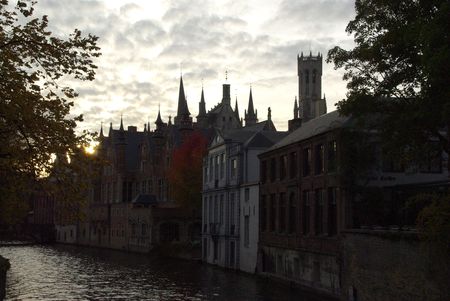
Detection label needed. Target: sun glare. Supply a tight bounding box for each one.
[85,141,99,155]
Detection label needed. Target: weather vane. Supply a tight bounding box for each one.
[225,70,228,81]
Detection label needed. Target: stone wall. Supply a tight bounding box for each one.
[341,230,449,301]
[0,255,10,301]
[259,246,340,298]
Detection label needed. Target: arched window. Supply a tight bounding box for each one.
[312,69,317,84]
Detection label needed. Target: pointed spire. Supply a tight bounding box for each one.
[100,122,104,138]
[247,87,255,115]
[119,114,124,131]
[234,96,240,121]
[268,107,271,120]
[168,115,172,126]
[109,122,113,135]
[198,87,206,117]
[244,86,258,127]
[177,75,190,117]
[144,123,147,132]
[156,104,163,125]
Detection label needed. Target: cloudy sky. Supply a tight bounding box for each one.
[34,0,356,132]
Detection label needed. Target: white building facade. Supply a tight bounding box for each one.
[201,127,286,273]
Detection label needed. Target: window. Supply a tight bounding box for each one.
[279,193,286,233]
[245,188,249,202]
[328,187,337,236]
[214,195,218,223]
[289,152,297,178]
[148,179,152,193]
[280,155,287,180]
[209,196,213,224]
[420,143,442,173]
[231,159,237,178]
[244,216,250,248]
[270,158,277,181]
[288,193,297,234]
[303,148,311,176]
[214,156,219,179]
[302,191,310,235]
[230,193,235,235]
[270,194,276,231]
[315,189,324,235]
[261,195,267,232]
[315,144,324,174]
[261,160,267,183]
[209,157,214,181]
[219,194,224,224]
[203,197,208,226]
[220,154,225,179]
[328,140,337,172]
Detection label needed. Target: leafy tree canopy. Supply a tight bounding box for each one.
[0,0,101,223]
[327,0,450,169]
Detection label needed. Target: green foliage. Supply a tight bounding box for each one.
[327,0,450,168]
[414,193,450,251]
[0,0,101,224]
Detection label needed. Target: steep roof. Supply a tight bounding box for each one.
[265,110,351,152]
[243,120,276,132]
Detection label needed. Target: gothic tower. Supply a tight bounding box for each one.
[298,52,327,122]
[244,87,258,126]
[174,75,193,128]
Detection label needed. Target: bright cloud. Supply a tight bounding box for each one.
[35,0,356,133]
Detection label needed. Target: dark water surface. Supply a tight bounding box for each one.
[1,244,330,300]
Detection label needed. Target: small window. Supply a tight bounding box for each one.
[315,144,324,175]
[280,155,287,180]
[328,141,337,172]
[303,148,311,176]
[270,158,277,181]
[289,152,297,178]
[231,159,237,178]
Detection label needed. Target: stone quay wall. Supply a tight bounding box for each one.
[0,255,10,301]
[341,229,449,301]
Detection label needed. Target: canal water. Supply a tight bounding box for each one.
[0,245,330,300]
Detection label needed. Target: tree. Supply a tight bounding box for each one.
[327,1,450,285]
[327,0,450,171]
[168,131,208,213]
[0,0,101,224]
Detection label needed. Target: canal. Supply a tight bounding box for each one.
[0,244,331,300]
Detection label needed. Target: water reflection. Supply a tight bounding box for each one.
[1,245,330,300]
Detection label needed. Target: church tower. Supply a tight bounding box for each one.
[298,52,327,122]
[174,75,193,128]
[244,87,258,126]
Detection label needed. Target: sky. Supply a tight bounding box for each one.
[34,0,356,132]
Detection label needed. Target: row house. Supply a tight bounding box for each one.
[257,110,448,298]
[202,92,286,272]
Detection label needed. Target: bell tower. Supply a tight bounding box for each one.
[298,52,326,122]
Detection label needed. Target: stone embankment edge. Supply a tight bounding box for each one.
[0,255,10,301]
